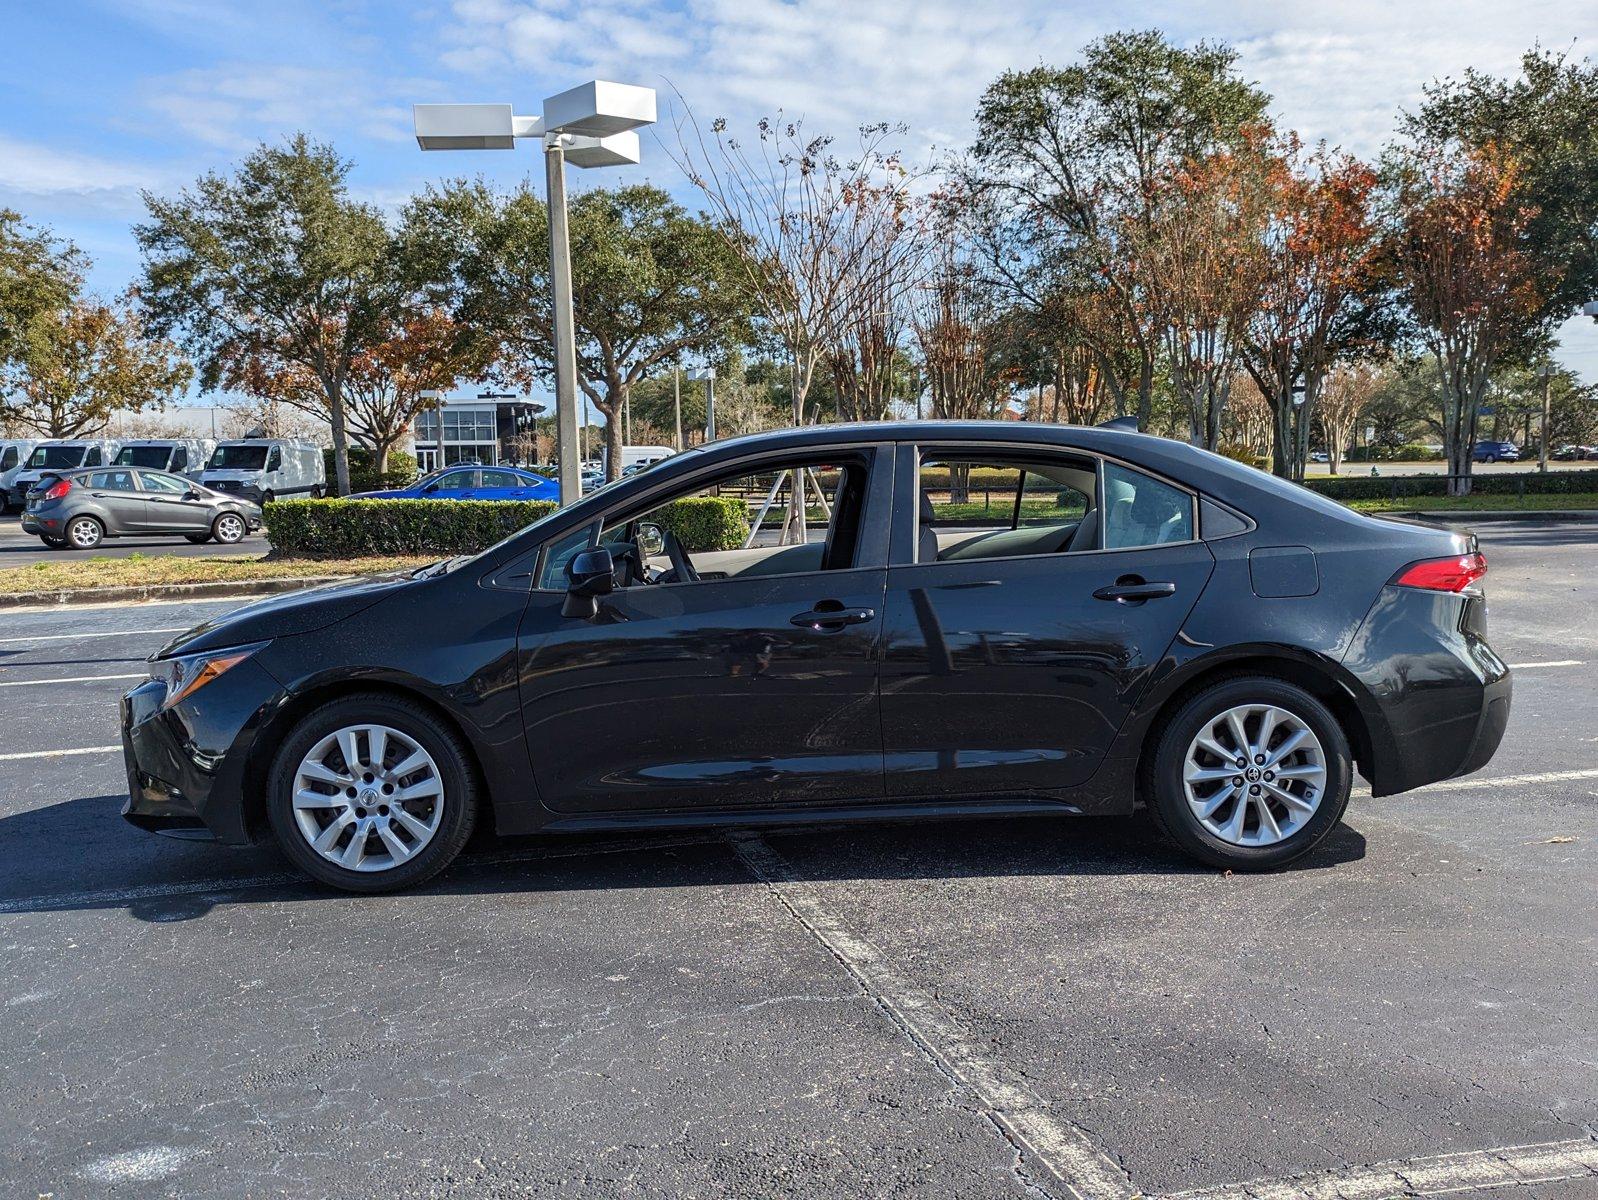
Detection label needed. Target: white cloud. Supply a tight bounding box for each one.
[0,135,170,217]
[136,63,416,151]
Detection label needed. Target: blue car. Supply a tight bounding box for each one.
[352,466,559,502]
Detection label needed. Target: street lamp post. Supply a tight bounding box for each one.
[688,367,716,442]
[414,82,657,505]
[1538,364,1557,473]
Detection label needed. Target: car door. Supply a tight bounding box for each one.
[83,469,150,533]
[477,469,527,501]
[426,469,478,499]
[878,446,1215,799]
[514,446,893,815]
[139,470,213,533]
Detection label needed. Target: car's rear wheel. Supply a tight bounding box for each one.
[267,694,478,893]
[212,512,247,544]
[66,515,104,549]
[1146,677,1351,871]
[40,535,67,549]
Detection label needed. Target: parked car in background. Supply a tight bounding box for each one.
[1309,451,1329,463]
[22,467,261,549]
[198,439,325,504]
[1551,445,1593,462]
[0,439,39,512]
[8,439,120,510]
[114,438,215,478]
[350,465,559,502]
[121,420,1509,893]
[1471,440,1520,463]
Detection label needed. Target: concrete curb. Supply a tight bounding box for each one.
[1386,509,1598,524]
[0,574,344,611]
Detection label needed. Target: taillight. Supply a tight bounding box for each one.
[42,479,71,501]
[1392,552,1487,593]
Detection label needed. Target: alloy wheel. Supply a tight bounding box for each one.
[68,518,102,548]
[215,514,245,543]
[290,724,445,873]
[1181,703,1327,847]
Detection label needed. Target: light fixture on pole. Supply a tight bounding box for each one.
[414,81,657,505]
[687,367,716,442]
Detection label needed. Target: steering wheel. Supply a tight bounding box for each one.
[662,528,699,583]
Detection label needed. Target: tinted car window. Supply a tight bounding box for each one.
[1102,462,1193,549]
[140,471,189,494]
[433,470,477,490]
[29,445,85,469]
[210,445,269,470]
[116,445,172,468]
[88,470,139,491]
[0,447,15,471]
[480,470,521,488]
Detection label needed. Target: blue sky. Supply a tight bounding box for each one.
[3,0,1595,389]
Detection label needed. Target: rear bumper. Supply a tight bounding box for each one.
[120,658,284,846]
[1343,587,1512,796]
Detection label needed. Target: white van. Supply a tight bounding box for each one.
[606,444,676,476]
[114,438,216,479]
[9,439,120,509]
[0,439,39,512]
[198,439,326,504]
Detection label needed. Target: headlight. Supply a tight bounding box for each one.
[148,642,266,709]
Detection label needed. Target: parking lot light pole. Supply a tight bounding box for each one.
[688,367,716,442]
[414,83,657,505]
[1538,364,1556,472]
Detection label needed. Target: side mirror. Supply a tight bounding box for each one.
[184,489,201,501]
[561,546,615,619]
[636,522,665,558]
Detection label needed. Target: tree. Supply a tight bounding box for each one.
[1406,48,1598,322]
[135,136,396,496]
[968,30,1271,428]
[1318,362,1383,474]
[1241,137,1384,480]
[674,114,921,432]
[0,210,84,377]
[413,182,751,482]
[1386,142,1553,493]
[3,298,191,437]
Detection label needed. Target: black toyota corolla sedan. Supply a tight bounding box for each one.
[121,422,1510,892]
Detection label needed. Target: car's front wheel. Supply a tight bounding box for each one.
[1146,677,1351,871]
[212,512,247,544]
[267,694,479,893]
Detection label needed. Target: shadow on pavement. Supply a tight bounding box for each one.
[1,792,1367,923]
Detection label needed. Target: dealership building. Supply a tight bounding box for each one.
[411,394,545,472]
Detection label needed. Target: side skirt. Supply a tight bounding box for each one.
[534,797,1084,836]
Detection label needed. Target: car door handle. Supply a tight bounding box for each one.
[1093,579,1176,603]
[790,606,876,629]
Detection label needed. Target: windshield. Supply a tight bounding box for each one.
[115,446,172,468]
[27,445,86,469]
[209,445,268,470]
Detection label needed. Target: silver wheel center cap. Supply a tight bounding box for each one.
[360,789,379,805]
[1245,767,1261,782]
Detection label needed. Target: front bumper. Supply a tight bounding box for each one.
[120,657,285,845]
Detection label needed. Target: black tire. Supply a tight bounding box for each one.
[261,490,275,506]
[211,512,247,544]
[185,532,212,544]
[267,693,479,893]
[309,486,324,500]
[65,515,104,549]
[1145,676,1352,871]
[40,535,67,549]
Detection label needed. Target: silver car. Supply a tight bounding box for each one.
[21,467,262,550]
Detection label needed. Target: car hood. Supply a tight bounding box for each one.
[156,568,424,659]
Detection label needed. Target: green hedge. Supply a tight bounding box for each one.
[265,494,750,558]
[1306,468,1598,502]
[648,496,750,552]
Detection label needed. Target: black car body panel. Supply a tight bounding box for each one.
[120,422,1511,847]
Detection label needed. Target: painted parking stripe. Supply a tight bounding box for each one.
[0,673,144,688]
[1422,767,1598,792]
[1166,1135,1598,1199]
[731,831,1136,1200]
[0,745,121,762]
[0,627,187,645]
[1506,659,1584,669]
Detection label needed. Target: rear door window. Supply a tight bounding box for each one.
[88,470,139,491]
[1101,462,1194,549]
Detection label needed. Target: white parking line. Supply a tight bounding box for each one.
[0,745,121,762]
[0,673,144,688]
[1423,767,1598,792]
[0,627,187,645]
[1507,659,1584,669]
[731,831,1137,1200]
[1166,1136,1598,1199]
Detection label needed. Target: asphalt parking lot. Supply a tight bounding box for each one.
[1,518,1595,1199]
